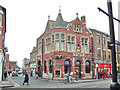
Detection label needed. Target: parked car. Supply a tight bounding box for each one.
[12,72,18,76]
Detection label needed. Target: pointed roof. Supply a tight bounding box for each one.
[53,7,67,28]
[54,12,65,27]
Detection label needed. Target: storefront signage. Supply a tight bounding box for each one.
[98,64,111,68]
[85,61,90,65]
[75,61,80,65]
[64,61,70,65]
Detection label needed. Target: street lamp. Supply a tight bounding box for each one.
[98,0,120,89]
[107,0,120,89]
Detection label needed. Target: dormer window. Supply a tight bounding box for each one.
[74,25,82,33]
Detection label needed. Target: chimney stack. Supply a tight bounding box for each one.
[81,16,86,26]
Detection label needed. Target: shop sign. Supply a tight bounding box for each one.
[30,63,36,68]
[75,61,80,65]
[64,61,70,65]
[99,64,111,68]
[85,61,90,65]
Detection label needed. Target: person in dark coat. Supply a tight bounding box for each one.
[4,71,7,80]
[23,72,29,85]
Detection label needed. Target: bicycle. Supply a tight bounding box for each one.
[63,76,74,84]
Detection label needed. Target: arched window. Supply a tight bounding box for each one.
[85,61,90,73]
[64,60,71,74]
[44,61,47,73]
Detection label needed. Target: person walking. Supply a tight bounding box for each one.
[4,71,7,80]
[35,71,38,79]
[23,71,29,85]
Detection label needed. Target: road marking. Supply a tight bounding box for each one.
[9,76,20,87]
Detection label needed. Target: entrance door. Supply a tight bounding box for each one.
[75,61,81,78]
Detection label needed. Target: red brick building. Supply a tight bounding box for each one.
[0,5,6,81]
[4,54,10,71]
[36,10,94,79]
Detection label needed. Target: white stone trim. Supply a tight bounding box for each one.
[0,10,3,14]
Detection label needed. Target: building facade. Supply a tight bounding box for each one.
[0,5,6,81]
[4,54,10,71]
[29,47,37,76]
[90,29,112,78]
[36,10,94,79]
[22,58,30,70]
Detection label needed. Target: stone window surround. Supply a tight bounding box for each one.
[81,36,89,54]
[67,34,76,52]
[38,40,42,55]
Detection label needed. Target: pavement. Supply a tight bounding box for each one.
[0,76,14,88]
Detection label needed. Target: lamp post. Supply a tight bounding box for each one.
[107,0,120,89]
[98,0,120,89]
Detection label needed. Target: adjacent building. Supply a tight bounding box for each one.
[30,47,37,76]
[22,58,30,71]
[90,29,112,78]
[0,5,6,81]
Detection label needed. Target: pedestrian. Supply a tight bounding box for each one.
[35,71,38,79]
[4,71,7,80]
[107,71,109,78]
[23,71,29,85]
[99,70,103,79]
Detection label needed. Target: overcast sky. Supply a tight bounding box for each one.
[0,0,120,68]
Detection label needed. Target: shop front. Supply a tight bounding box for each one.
[98,63,112,78]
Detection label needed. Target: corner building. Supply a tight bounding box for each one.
[37,10,94,79]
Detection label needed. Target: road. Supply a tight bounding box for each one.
[10,75,113,88]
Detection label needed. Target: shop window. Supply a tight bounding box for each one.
[44,61,47,73]
[85,61,90,73]
[55,70,60,77]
